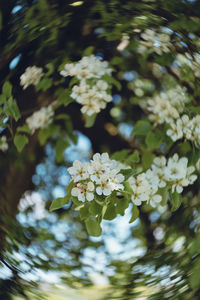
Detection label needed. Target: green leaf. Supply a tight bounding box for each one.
[85,217,102,236]
[55,139,70,163]
[6,98,21,121]
[129,205,139,223]
[170,191,182,212]
[89,201,102,216]
[38,125,59,146]
[2,81,12,97]
[17,124,31,134]
[142,152,155,169]
[103,203,116,220]
[79,205,90,220]
[45,63,54,76]
[133,120,152,136]
[84,113,97,128]
[49,196,70,212]
[35,78,52,91]
[50,181,74,212]
[111,149,131,161]
[14,135,28,152]
[120,168,135,180]
[125,150,140,165]
[159,186,169,206]
[83,46,95,56]
[145,132,162,150]
[115,197,129,216]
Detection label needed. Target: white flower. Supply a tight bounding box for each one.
[148,192,162,208]
[26,105,54,134]
[67,161,90,182]
[71,181,94,202]
[20,66,44,89]
[138,29,171,55]
[96,175,112,196]
[0,136,8,152]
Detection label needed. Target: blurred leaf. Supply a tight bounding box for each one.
[133,120,152,136]
[129,205,139,223]
[84,113,97,128]
[85,217,102,236]
[2,81,12,97]
[14,135,28,152]
[55,139,70,163]
[171,191,182,212]
[145,132,162,150]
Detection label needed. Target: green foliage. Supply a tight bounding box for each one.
[14,134,28,152]
[55,139,70,162]
[84,113,97,128]
[49,181,74,212]
[170,191,182,212]
[85,217,102,237]
[132,120,152,136]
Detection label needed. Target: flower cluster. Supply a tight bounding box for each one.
[20,66,44,89]
[129,154,197,207]
[67,153,125,202]
[138,29,171,55]
[26,104,54,134]
[167,114,200,147]
[71,80,112,116]
[0,136,8,152]
[60,55,113,116]
[147,86,190,124]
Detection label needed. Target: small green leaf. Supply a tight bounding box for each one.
[111,149,131,161]
[120,168,135,180]
[14,135,28,152]
[83,46,95,56]
[84,113,97,128]
[50,181,74,212]
[129,205,139,223]
[103,203,116,220]
[17,124,31,134]
[133,120,152,136]
[2,81,12,97]
[85,217,102,236]
[145,132,162,150]
[79,205,90,220]
[49,196,70,212]
[38,125,59,145]
[89,201,102,216]
[142,152,155,169]
[115,197,129,216]
[170,191,182,212]
[55,139,70,163]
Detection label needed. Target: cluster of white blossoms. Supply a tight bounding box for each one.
[20,66,44,89]
[0,136,8,152]
[167,114,200,147]
[26,104,54,134]
[60,55,113,116]
[67,153,125,202]
[129,154,197,207]
[147,86,190,125]
[138,29,171,55]
[176,53,200,78]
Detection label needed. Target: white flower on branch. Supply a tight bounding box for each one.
[20,66,44,89]
[26,104,54,134]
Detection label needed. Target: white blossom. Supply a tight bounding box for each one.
[0,136,8,152]
[138,29,171,55]
[26,104,54,134]
[71,182,94,202]
[20,66,44,89]
[67,152,125,202]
